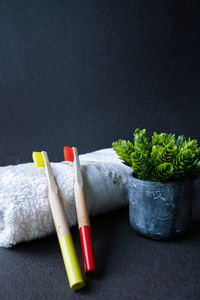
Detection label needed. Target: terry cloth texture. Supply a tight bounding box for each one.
[0,148,132,247]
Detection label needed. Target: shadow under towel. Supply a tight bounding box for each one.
[0,148,131,247]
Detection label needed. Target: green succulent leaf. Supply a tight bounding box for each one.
[151,145,162,165]
[131,151,152,180]
[112,139,134,167]
[163,133,176,146]
[192,159,200,178]
[159,141,178,164]
[112,129,200,182]
[173,147,197,179]
[152,132,165,146]
[152,163,173,182]
[176,135,186,147]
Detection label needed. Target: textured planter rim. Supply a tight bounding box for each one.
[128,173,194,240]
[130,173,192,186]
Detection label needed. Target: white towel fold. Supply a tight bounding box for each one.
[0,148,132,247]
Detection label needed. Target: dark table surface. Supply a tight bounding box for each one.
[0,207,200,300]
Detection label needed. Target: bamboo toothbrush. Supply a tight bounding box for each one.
[64,146,96,275]
[32,151,84,290]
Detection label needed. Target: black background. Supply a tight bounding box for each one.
[0,1,200,299]
[0,0,200,165]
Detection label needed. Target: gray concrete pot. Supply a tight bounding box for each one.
[127,175,194,240]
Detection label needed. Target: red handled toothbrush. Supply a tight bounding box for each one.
[64,146,96,275]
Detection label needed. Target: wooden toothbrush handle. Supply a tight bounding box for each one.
[74,183,96,274]
[41,151,84,288]
[74,183,90,228]
[48,190,84,289]
[48,190,71,238]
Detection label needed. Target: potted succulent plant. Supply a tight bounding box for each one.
[113,129,200,240]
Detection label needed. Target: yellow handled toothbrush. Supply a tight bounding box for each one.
[32,151,84,290]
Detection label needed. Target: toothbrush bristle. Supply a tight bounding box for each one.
[32,152,45,167]
[64,146,74,162]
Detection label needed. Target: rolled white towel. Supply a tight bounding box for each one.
[0,148,132,247]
